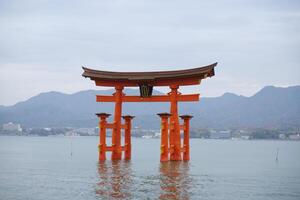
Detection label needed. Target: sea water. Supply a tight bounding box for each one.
[0,136,299,200]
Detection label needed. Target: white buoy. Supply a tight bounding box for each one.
[70,136,73,156]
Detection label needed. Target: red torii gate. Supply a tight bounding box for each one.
[82,63,217,162]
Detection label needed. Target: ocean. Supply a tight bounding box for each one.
[0,136,299,200]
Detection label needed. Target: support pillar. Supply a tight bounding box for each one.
[169,85,182,161]
[157,113,171,162]
[180,115,193,161]
[111,85,124,160]
[122,115,135,160]
[96,113,111,161]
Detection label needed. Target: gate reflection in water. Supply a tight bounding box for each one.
[95,161,193,199]
[159,162,192,200]
[96,161,132,199]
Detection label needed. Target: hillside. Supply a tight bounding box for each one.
[0,86,299,129]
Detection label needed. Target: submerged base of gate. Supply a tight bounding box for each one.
[158,113,193,162]
[96,112,192,162]
[96,113,134,161]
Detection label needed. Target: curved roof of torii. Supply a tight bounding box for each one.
[82,62,217,86]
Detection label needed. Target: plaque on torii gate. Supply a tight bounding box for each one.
[82,62,217,162]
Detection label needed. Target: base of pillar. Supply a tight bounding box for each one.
[170,158,182,161]
[160,157,169,162]
[170,152,182,161]
[111,154,122,160]
[183,157,190,161]
[124,153,131,160]
[183,154,190,161]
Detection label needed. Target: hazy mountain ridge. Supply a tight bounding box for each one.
[0,86,299,129]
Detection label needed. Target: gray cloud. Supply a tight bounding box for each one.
[0,0,299,105]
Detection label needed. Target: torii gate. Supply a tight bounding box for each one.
[82,63,217,162]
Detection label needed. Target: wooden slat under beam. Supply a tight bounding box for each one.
[96,94,199,102]
[95,77,201,87]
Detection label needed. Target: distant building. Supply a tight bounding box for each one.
[289,134,300,140]
[240,135,250,140]
[279,134,286,140]
[2,122,22,132]
[154,132,161,138]
[73,128,96,136]
[65,131,80,137]
[210,130,231,139]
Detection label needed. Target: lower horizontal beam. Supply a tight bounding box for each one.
[105,146,114,151]
[104,123,126,129]
[105,146,126,152]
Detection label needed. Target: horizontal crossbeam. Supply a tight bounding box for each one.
[104,146,126,152]
[106,123,126,129]
[96,94,199,102]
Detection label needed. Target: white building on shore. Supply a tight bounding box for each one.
[289,134,300,140]
[2,122,22,132]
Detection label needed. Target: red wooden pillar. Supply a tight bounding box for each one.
[157,113,171,162]
[180,115,193,161]
[112,85,124,160]
[169,85,182,161]
[96,113,111,161]
[122,115,134,160]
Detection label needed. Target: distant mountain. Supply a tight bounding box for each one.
[189,86,300,129]
[0,86,299,129]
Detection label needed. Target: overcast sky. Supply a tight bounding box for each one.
[0,0,299,106]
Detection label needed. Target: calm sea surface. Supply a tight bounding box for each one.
[0,136,299,200]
